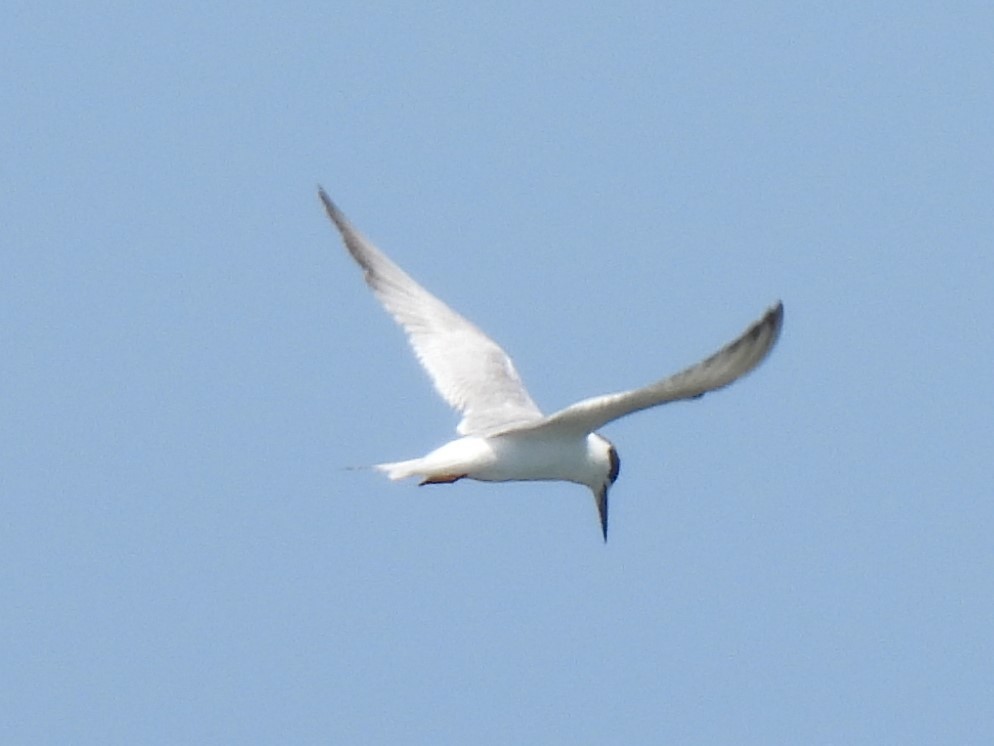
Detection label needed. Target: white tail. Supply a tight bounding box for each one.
[374,458,425,481]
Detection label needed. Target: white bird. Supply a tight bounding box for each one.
[320,189,783,541]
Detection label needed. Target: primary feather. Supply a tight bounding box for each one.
[319,189,543,435]
[505,302,784,438]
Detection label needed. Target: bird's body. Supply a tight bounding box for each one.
[378,431,615,489]
[319,188,782,540]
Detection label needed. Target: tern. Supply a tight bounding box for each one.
[320,189,783,541]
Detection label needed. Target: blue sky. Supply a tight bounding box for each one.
[3,3,993,743]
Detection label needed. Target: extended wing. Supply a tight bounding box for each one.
[320,190,544,435]
[507,302,783,438]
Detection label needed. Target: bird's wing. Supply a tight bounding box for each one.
[320,189,543,435]
[506,302,783,438]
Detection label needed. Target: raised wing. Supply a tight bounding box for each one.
[320,189,543,435]
[509,302,783,438]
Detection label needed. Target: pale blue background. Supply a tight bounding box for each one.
[3,3,993,744]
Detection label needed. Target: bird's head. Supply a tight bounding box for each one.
[587,434,621,542]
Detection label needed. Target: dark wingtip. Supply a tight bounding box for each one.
[317,186,336,215]
[767,300,785,348]
[770,300,785,329]
[739,301,784,354]
[317,188,353,239]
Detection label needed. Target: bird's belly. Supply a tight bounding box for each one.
[470,435,590,484]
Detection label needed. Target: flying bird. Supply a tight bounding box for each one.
[320,189,783,541]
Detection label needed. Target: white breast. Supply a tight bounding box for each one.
[469,433,604,486]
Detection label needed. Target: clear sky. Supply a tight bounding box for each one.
[3,3,993,744]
